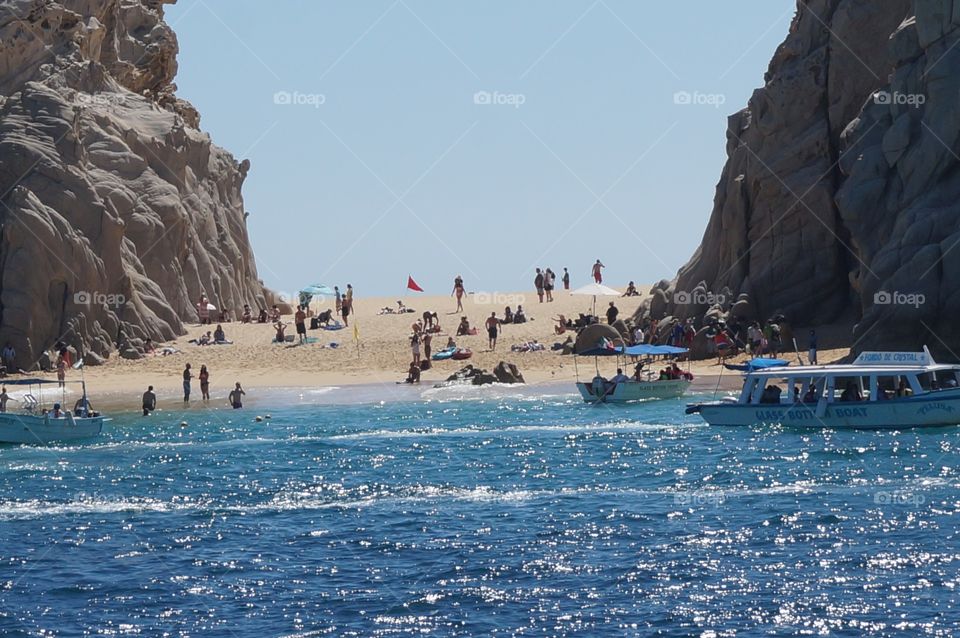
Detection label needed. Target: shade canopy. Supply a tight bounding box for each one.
[570,283,621,297]
[300,284,336,296]
[723,358,791,372]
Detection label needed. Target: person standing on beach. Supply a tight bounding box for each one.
[452,275,465,312]
[534,268,544,303]
[229,383,245,409]
[182,364,192,402]
[0,386,8,413]
[142,386,156,416]
[334,286,342,314]
[592,260,605,284]
[295,305,307,344]
[486,312,500,350]
[56,355,66,388]
[410,331,421,365]
[544,268,555,302]
[808,329,818,365]
[606,301,619,325]
[199,365,210,401]
[423,332,432,361]
[562,268,570,290]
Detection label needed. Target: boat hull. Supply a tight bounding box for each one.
[0,413,105,444]
[692,392,960,429]
[577,379,690,403]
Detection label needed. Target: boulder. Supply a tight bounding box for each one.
[0,1,268,365]
[493,362,526,384]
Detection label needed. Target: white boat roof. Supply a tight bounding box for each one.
[745,362,960,377]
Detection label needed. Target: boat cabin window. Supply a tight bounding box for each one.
[830,376,865,402]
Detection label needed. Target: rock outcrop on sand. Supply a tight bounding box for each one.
[647,0,960,355]
[443,362,526,386]
[0,0,266,369]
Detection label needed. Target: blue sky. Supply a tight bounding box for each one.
[167,1,794,297]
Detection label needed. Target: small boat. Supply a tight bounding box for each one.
[686,348,960,429]
[574,324,692,404]
[0,378,108,444]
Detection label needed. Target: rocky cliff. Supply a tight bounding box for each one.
[0,0,266,368]
[647,0,960,356]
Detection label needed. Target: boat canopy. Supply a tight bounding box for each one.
[578,344,689,357]
[723,358,791,372]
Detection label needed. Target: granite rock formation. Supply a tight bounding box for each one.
[644,0,960,356]
[0,0,267,369]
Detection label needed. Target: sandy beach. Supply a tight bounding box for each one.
[10,287,852,410]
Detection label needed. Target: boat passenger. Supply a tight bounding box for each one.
[760,385,782,404]
[74,396,91,417]
[840,381,862,402]
[611,368,630,385]
[896,379,911,398]
[802,384,818,403]
[51,403,63,418]
[843,381,863,400]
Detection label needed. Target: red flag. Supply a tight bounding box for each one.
[407,276,424,292]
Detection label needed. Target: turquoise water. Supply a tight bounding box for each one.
[1,384,959,636]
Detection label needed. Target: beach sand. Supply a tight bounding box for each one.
[24,288,852,409]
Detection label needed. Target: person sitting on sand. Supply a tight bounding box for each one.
[405,361,421,384]
[456,316,471,337]
[268,305,281,322]
[257,308,267,323]
[513,306,527,324]
[214,325,226,343]
[197,332,211,346]
[242,304,252,323]
[144,338,155,354]
[274,321,287,343]
[503,306,514,324]
[554,315,568,335]
[623,281,639,297]
[446,336,457,349]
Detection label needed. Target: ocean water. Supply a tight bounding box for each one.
[1,384,959,636]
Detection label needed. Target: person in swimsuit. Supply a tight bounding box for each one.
[544,268,555,302]
[295,306,307,344]
[592,259,605,283]
[142,386,156,416]
[410,332,421,365]
[562,267,570,290]
[229,382,245,409]
[199,365,210,400]
[485,312,500,351]
[452,276,465,312]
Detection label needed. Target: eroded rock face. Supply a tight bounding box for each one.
[0,0,266,368]
[649,0,926,351]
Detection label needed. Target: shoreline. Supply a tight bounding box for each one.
[40,373,745,417]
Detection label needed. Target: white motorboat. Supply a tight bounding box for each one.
[577,377,691,403]
[573,323,692,404]
[0,379,107,444]
[686,348,960,429]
